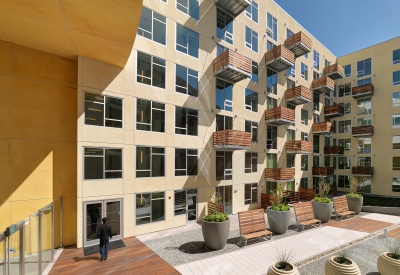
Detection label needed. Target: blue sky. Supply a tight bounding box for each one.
[273,0,400,57]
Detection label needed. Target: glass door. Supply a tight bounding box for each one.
[187,194,197,222]
[106,200,122,240]
[216,186,232,215]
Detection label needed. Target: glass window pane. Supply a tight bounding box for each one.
[85,156,103,179]
[153,14,166,45]
[151,198,165,222]
[137,52,152,84]
[105,97,122,120]
[138,7,152,36]
[187,114,198,136]
[85,101,104,126]
[152,108,165,132]
[105,149,122,171]
[136,147,151,171]
[152,154,165,177]
[187,155,198,175]
[153,64,165,88]
[188,74,198,97]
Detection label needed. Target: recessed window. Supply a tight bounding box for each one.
[339,175,350,188]
[300,178,308,188]
[301,109,308,125]
[339,102,351,114]
[325,156,330,167]
[267,97,277,109]
[313,50,320,70]
[136,99,165,132]
[176,0,199,20]
[301,155,308,171]
[287,154,295,168]
[245,153,258,173]
[313,114,320,124]
[84,148,122,180]
[136,147,165,177]
[267,69,277,95]
[357,156,371,167]
[287,28,294,38]
[287,63,295,78]
[287,129,295,141]
[175,64,199,96]
[250,60,258,82]
[287,78,295,89]
[136,192,165,225]
[394,157,400,170]
[357,98,372,115]
[216,114,233,131]
[245,89,258,112]
[244,183,258,205]
[313,93,320,111]
[339,139,351,151]
[338,157,351,169]
[267,126,277,149]
[267,153,277,168]
[313,156,319,167]
[137,52,166,88]
[313,135,319,153]
[393,113,400,128]
[245,121,258,142]
[338,120,351,133]
[245,1,258,23]
[245,26,258,52]
[394,70,400,86]
[393,135,400,149]
[176,24,199,58]
[216,151,232,180]
[393,92,400,107]
[301,132,308,141]
[357,58,371,77]
[84,93,123,128]
[304,53,308,59]
[324,59,330,68]
[394,49,400,64]
[301,63,308,80]
[325,137,330,147]
[392,178,400,192]
[358,117,372,126]
[266,13,277,41]
[175,149,198,176]
[175,106,198,135]
[357,137,371,154]
[357,78,371,86]
[216,43,228,57]
[216,79,233,111]
[217,8,233,44]
[344,64,351,77]
[267,41,276,51]
[138,7,166,45]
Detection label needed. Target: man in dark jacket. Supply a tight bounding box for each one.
[98,217,112,261]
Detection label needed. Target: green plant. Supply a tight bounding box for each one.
[334,249,352,265]
[386,238,400,260]
[274,249,295,271]
[203,212,228,222]
[312,178,332,203]
[270,183,290,211]
[313,196,332,203]
[346,192,362,198]
[346,176,365,198]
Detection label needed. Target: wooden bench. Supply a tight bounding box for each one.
[238,209,272,246]
[293,201,321,232]
[333,196,355,221]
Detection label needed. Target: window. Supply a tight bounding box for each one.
[286,63,295,78]
[137,52,166,88]
[217,9,233,44]
[267,97,277,109]
[392,178,400,192]
[393,92,400,107]
[286,181,295,192]
[287,103,296,110]
[301,155,308,171]
[344,64,351,77]
[175,107,198,135]
[176,24,199,58]
[393,135,400,149]
[244,183,258,205]
[301,109,308,125]
[175,149,198,176]
[267,126,277,149]
[216,43,228,57]
[174,190,186,216]
[245,121,258,142]
[394,49,400,64]
[216,115,233,131]
[138,7,166,45]
[393,157,400,170]
[267,41,276,51]
[338,157,351,169]
[136,192,165,225]
[287,129,295,141]
[325,156,330,167]
[357,156,371,167]
[266,182,277,194]
[84,148,122,180]
[287,28,294,38]
[338,83,352,97]
[245,0,258,23]
[338,120,351,133]
[393,113,400,127]
[136,99,165,132]
[313,135,319,153]
[339,102,351,114]
[266,13,277,41]
[287,154,295,168]
[250,61,258,82]
[358,117,371,126]
[301,63,308,80]
[245,89,258,112]
[357,58,371,77]
[245,153,258,173]
[313,93,319,111]
[313,71,320,80]
[300,178,308,188]
[357,138,371,154]
[394,70,400,86]
[287,78,295,89]
[267,69,277,94]
[245,26,258,52]
[267,153,277,168]
[216,79,233,111]
[136,147,165,177]
[333,138,337,146]
[339,139,351,151]
[324,59,330,68]
[357,98,372,115]
[333,157,337,170]
[301,132,308,141]
[357,78,371,86]
[304,53,308,59]
[313,50,320,70]
[84,93,123,128]
[339,175,350,188]
[216,151,232,180]
[176,0,199,20]
[175,64,199,96]
[325,137,330,146]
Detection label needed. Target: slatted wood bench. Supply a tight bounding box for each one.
[333,196,355,221]
[293,201,321,232]
[238,209,272,246]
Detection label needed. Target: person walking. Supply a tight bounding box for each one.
[97,217,112,261]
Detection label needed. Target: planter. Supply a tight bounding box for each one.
[377,252,400,275]
[267,262,300,275]
[346,197,363,215]
[201,218,230,250]
[325,256,361,275]
[267,207,291,234]
[312,201,333,223]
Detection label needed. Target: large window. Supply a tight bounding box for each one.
[301,63,308,80]
[313,135,319,153]
[267,97,277,109]
[136,147,165,177]
[136,99,165,132]
[357,156,371,167]
[357,138,371,154]
[267,153,277,168]
[176,0,199,20]
[216,151,232,180]
[301,109,308,125]
[339,102,351,114]
[357,98,372,115]
[267,126,277,149]
[216,115,233,131]
[393,92,400,107]
[245,153,257,173]
[250,60,258,82]
[357,58,371,77]
[338,157,351,169]
[287,129,295,141]
[313,50,320,70]
[339,176,350,188]
[357,78,371,86]
[175,64,199,96]
[393,157,400,170]
[176,24,199,58]
[344,64,351,77]
[175,107,198,135]
[216,79,233,111]
[392,178,400,192]
[267,69,277,94]
[245,26,258,52]
[338,83,351,97]
[137,52,166,88]
[216,9,233,44]
[393,135,400,149]
[287,63,295,78]
[245,89,258,112]
[394,49,400,64]
[393,113,400,127]
[394,70,400,86]
[358,117,372,126]
[136,192,165,225]
[287,154,295,168]
[245,121,258,142]
[138,7,166,45]
[266,13,277,41]
[339,139,351,151]
[245,0,258,23]
[244,183,258,205]
[175,149,198,176]
[339,120,351,133]
[84,148,122,180]
[301,155,308,171]
[84,93,123,128]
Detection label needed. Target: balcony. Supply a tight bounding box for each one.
[312,121,335,135]
[285,141,312,154]
[265,106,295,126]
[324,104,344,118]
[352,166,373,176]
[265,45,295,72]
[214,0,251,17]
[284,31,312,57]
[265,168,295,182]
[312,76,334,94]
[352,83,374,98]
[324,146,344,156]
[352,125,374,137]
[213,130,251,150]
[285,85,312,105]
[213,50,252,83]
[312,167,334,177]
[323,63,345,80]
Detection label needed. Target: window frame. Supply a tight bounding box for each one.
[244,89,258,112]
[357,58,372,78]
[301,62,308,80]
[245,26,258,52]
[357,97,372,115]
[136,191,165,225]
[84,147,123,180]
[216,79,233,112]
[339,101,351,114]
[357,137,371,154]
[175,106,199,136]
[216,151,233,180]
[301,155,308,171]
[393,92,400,107]
[392,178,400,192]
[266,13,277,41]
[175,148,198,176]
[249,60,258,82]
[393,70,400,86]
[245,152,258,173]
[301,109,308,125]
[244,183,258,205]
[338,157,351,170]
[175,64,199,97]
[176,23,199,58]
[394,49,400,65]
[344,64,351,77]
[338,120,351,133]
[216,8,233,44]
[393,135,400,149]
[136,146,166,178]
[245,120,258,143]
[267,69,278,95]
[176,0,199,20]
[138,6,167,45]
[393,157,400,171]
[136,51,166,88]
[313,50,320,70]
[136,98,165,132]
[245,0,258,23]
[267,125,277,149]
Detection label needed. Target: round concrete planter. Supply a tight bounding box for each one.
[267,262,300,275]
[311,201,333,223]
[267,207,291,234]
[201,218,230,250]
[346,196,363,215]
[325,256,361,275]
[377,252,400,275]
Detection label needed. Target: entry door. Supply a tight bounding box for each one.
[187,194,197,223]
[216,186,232,215]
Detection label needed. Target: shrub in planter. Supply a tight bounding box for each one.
[267,249,299,275]
[345,176,365,214]
[325,251,361,275]
[267,183,291,234]
[377,238,400,275]
[312,179,333,223]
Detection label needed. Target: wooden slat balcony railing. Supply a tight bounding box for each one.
[265,45,295,72]
[323,63,345,80]
[285,141,312,154]
[324,104,344,118]
[352,83,374,98]
[261,191,300,208]
[265,106,295,126]
[214,0,251,17]
[284,31,312,57]
[299,188,316,201]
[213,50,252,83]
[312,121,335,134]
[213,130,251,150]
[352,166,373,176]
[352,125,374,136]
[264,168,295,181]
[285,85,312,105]
[312,76,335,94]
[312,167,334,176]
[324,146,344,155]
